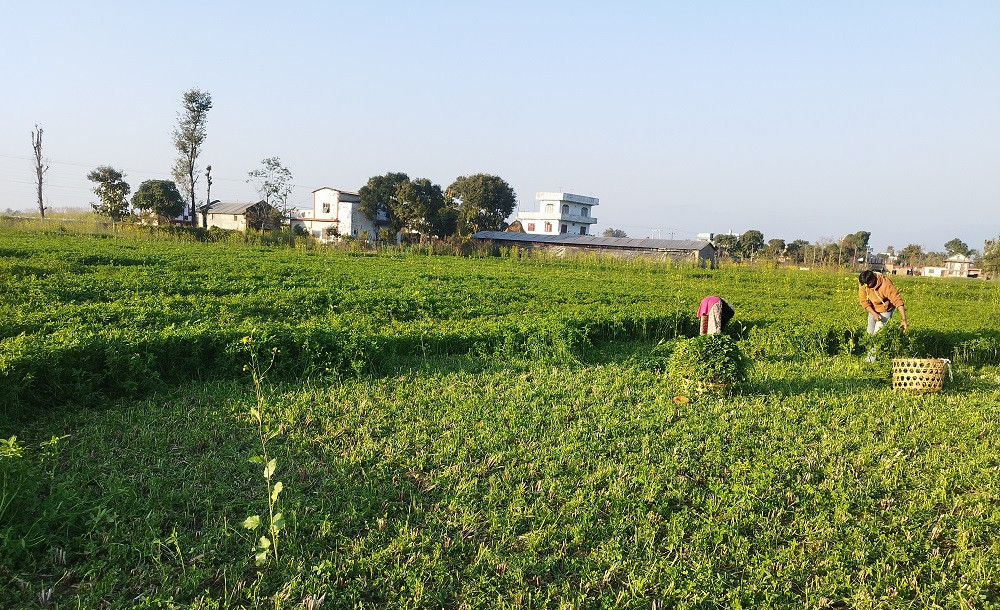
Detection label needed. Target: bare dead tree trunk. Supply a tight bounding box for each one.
[32,125,48,219]
[203,165,213,229]
[188,161,196,222]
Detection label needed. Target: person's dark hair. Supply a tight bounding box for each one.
[720,299,735,328]
[859,270,876,286]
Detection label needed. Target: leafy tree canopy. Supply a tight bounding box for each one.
[398,178,447,238]
[603,228,628,238]
[445,174,517,235]
[944,238,970,257]
[897,244,924,267]
[359,172,410,235]
[981,237,1000,277]
[713,234,738,256]
[737,230,765,258]
[172,88,212,220]
[247,157,294,214]
[923,251,946,267]
[131,180,185,219]
[87,165,131,223]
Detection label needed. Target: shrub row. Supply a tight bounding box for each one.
[5,308,998,422]
[741,321,1000,364]
[1,310,704,421]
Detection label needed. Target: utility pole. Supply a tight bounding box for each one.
[651,228,662,239]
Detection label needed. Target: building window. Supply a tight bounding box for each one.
[581,207,588,217]
[561,204,569,214]
[527,223,535,231]
[233,215,238,221]
[560,224,567,234]
[579,226,587,235]
[322,202,330,213]
[544,222,552,232]
[545,204,554,213]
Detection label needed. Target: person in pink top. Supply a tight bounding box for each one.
[697,296,734,335]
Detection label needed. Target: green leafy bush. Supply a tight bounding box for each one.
[859,324,908,360]
[668,334,748,393]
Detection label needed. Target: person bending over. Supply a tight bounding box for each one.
[697,296,734,335]
[858,270,908,334]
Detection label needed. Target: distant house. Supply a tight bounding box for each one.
[202,200,281,231]
[913,255,981,279]
[471,231,717,266]
[516,192,599,236]
[863,253,887,272]
[289,187,381,242]
[944,254,973,277]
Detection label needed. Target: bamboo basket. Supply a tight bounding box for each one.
[891,358,947,393]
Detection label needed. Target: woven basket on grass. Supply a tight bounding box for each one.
[891,358,947,393]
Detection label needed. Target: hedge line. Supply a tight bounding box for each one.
[5,310,998,422]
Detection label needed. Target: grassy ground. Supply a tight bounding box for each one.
[3,229,1000,608]
[4,350,999,608]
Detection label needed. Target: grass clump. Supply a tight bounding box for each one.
[668,334,748,393]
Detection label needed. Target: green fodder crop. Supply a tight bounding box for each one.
[3,227,1000,422]
[4,359,1000,608]
[668,333,749,393]
[5,226,1000,607]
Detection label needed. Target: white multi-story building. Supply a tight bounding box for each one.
[289,187,381,241]
[516,192,598,236]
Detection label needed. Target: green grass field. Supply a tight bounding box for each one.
[2,227,999,608]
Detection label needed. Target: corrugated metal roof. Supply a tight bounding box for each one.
[470,231,714,251]
[204,200,267,215]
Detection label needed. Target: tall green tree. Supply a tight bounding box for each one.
[603,228,628,238]
[87,166,131,227]
[923,251,946,266]
[839,234,859,265]
[897,243,924,267]
[944,238,971,257]
[823,242,841,265]
[850,230,871,263]
[981,237,1000,277]
[359,172,410,236]
[786,239,809,263]
[765,238,785,258]
[132,180,185,219]
[247,157,294,216]
[737,230,764,259]
[398,178,447,238]
[171,88,212,226]
[713,234,738,258]
[445,174,517,235]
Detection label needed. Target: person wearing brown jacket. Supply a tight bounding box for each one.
[858,270,908,334]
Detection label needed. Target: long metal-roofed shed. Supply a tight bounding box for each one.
[470,231,717,267]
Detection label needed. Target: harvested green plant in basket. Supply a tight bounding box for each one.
[668,334,748,394]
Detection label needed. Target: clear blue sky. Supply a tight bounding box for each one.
[2,1,997,252]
